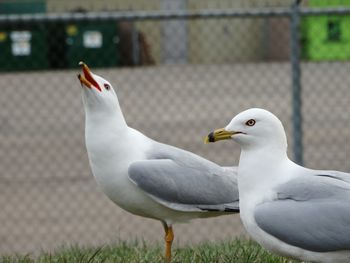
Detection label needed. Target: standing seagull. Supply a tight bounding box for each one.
[77,62,239,261]
[206,108,350,263]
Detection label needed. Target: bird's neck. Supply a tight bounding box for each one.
[240,144,288,162]
[238,146,290,199]
[84,106,131,181]
[84,102,129,154]
[85,102,127,132]
[86,113,127,134]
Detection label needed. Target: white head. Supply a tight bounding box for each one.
[77,62,119,115]
[205,108,288,151]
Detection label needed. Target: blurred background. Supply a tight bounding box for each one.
[0,0,350,255]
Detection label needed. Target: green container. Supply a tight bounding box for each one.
[0,24,48,71]
[302,0,350,61]
[0,0,46,14]
[65,21,119,68]
[0,0,48,71]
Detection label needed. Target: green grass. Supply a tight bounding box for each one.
[1,239,300,263]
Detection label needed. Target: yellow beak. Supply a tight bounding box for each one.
[77,61,101,91]
[204,128,236,144]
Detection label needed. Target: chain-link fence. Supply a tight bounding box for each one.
[1,0,350,255]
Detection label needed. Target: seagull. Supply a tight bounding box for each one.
[77,62,239,262]
[205,108,350,263]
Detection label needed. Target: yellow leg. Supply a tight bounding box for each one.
[163,224,174,262]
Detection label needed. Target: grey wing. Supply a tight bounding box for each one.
[128,158,239,213]
[255,173,350,252]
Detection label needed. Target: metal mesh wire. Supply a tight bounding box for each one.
[1,2,350,255]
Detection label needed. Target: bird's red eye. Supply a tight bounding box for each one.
[245,119,256,126]
[104,83,110,90]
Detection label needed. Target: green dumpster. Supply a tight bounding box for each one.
[0,0,45,14]
[65,21,120,68]
[0,24,49,71]
[0,0,48,71]
[302,0,350,61]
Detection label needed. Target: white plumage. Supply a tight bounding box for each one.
[207,108,350,263]
[78,62,239,261]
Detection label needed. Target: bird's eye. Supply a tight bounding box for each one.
[104,83,110,90]
[245,119,256,126]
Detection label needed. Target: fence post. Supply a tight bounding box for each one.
[290,0,303,165]
[132,22,140,65]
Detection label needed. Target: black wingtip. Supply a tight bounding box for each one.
[224,208,240,213]
[198,207,240,213]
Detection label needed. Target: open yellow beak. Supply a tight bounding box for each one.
[204,128,236,144]
[77,61,101,91]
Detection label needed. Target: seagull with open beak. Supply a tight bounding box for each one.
[78,62,240,262]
